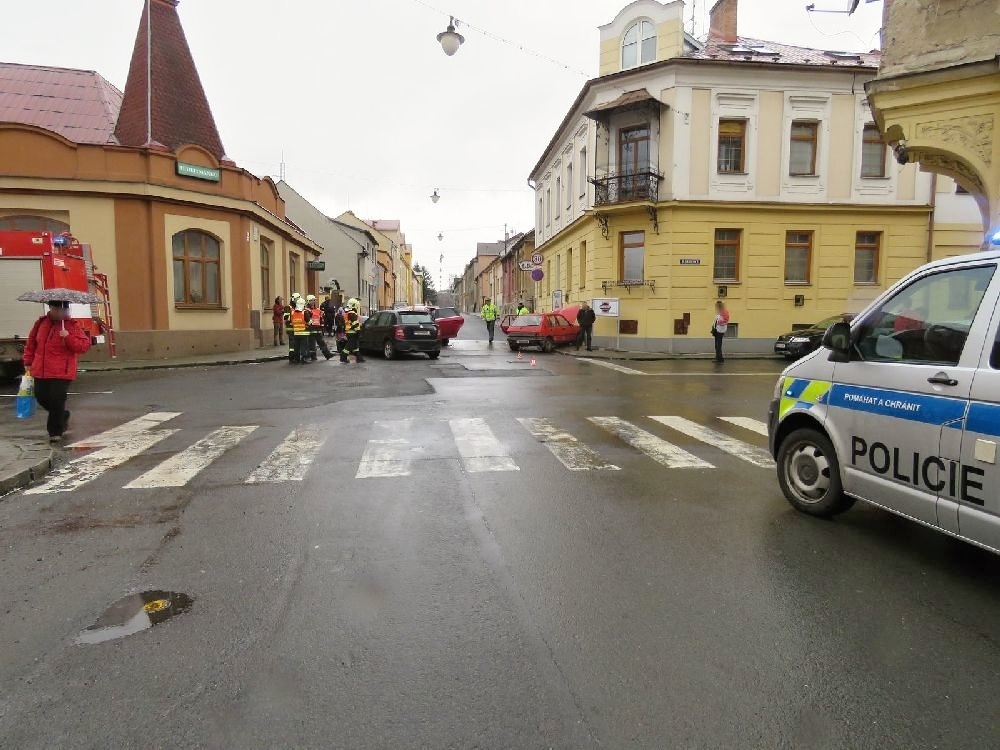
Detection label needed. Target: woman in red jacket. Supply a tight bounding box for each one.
[22,301,92,443]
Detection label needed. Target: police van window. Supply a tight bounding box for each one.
[991,322,1000,370]
[854,264,995,366]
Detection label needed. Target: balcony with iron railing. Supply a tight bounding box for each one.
[591,169,664,206]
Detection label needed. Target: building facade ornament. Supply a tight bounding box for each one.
[916,115,994,167]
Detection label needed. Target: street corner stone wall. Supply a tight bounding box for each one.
[85,328,256,362]
[880,0,1000,78]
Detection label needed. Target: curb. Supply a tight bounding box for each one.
[0,448,54,495]
[79,353,287,373]
[556,350,785,362]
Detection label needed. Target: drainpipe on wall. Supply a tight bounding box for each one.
[926,172,937,263]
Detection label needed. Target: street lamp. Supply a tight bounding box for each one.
[438,232,443,241]
[437,17,464,56]
[430,188,440,204]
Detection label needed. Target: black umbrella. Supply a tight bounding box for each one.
[17,288,100,304]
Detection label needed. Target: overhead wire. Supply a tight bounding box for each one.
[409,0,590,78]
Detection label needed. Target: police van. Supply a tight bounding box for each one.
[768,249,1000,553]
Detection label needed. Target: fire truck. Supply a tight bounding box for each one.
[0,230,115,379]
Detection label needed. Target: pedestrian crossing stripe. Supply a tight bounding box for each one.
[517,417,620,471]
[23,415,773,493]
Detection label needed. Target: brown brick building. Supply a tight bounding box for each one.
[0,0,322,360]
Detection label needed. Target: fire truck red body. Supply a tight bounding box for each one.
[0,230,115,378]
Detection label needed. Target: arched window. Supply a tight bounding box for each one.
[172,229,222,306]
[622,19,656,69]
[0,215,70,233]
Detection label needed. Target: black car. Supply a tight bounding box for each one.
[773,315,850,359]
[359,309,441,360]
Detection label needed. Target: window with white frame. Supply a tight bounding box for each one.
[566,163,573,210]
[546,188,551,226]
[555,178,561,218]
[861,123,887,178]
[621,19,656,69]
[789,121,819,176]
[579,147,588,196]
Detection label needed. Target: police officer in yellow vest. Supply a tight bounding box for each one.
[481,297,499,344]
[343,298,365,363]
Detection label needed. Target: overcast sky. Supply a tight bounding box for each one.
[3,0,882,284]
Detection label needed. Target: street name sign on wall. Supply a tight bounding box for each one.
[592,297,620,316]
[176,162,221,182]
[306,260,326,271]
[679,258,701,265]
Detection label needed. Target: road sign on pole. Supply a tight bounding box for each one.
[530,252,543,266]
[517,260,534,271]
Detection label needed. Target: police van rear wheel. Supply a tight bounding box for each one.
[777,428,853,517]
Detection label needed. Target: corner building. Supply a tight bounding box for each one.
[528,0,981,353]
[0,0,321,360]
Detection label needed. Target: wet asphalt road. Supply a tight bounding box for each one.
[2,320,1000,748]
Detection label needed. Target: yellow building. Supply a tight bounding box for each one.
[528,0,982,353]
[866,0,999,241]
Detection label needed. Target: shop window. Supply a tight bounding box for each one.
[784,231,812,284]
[713,229,741,282]
[0,215,70,233]
[622,19,656,69]
[854,231,880,284]
[620,231,645,282]
[789,121,819,176]
[172,229,221,306]
[717,120,747,174]
[860,123,887,178]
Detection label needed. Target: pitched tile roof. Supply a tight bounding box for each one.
[115,0,228,160]
[0,62,122,144]
[684,36,880,68]
[367,219,401,233]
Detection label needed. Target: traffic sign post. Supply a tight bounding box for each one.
[530,252,543,266]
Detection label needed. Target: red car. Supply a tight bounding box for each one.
[428,306,464,345]
[500,311,579,353]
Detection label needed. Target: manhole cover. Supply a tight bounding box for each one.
[75,590,193,645]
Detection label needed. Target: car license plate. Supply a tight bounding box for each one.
[413,330,431,336]
[774,342,786,349]
[516,339,530,345]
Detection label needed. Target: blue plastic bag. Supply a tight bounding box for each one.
[15,374,35,420]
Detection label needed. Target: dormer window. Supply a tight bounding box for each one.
[622,20,656,69]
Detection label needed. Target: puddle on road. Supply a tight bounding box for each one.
[75,590,193,645]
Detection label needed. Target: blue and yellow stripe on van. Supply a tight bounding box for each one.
[779,377,832,420]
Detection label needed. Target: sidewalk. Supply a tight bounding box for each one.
[1,346,288,496]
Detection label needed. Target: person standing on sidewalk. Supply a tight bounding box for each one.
[22,301,92,443]
[481,297,499,344]
[271,296,285,347]
[711,300,730,364]
[576,301,596,351]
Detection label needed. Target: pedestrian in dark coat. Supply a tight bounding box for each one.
[22,301,92,443]
[576,302,596,351]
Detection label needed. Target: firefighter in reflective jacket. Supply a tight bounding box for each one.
[344,298,364,363]
[305,294,333,360]
[334,304,349,363]
[283,292,301,363]
[290,298,312,364]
